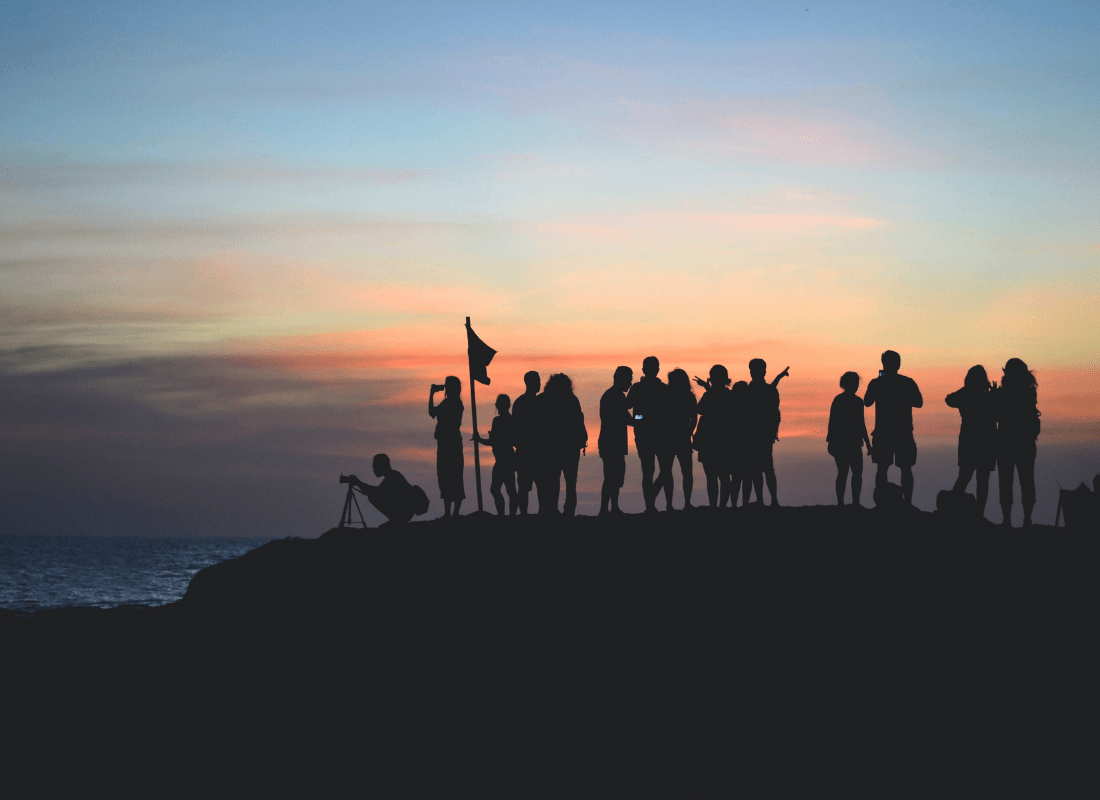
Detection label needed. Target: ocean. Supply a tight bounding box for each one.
[0,535,275,611]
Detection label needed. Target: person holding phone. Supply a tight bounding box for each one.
[626,356,673,513]
[864,351,923,505]
[429,376,465,517]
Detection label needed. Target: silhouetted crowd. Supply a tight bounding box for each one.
[347,351,1044,528]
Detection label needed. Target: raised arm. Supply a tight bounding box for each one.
[864,379,877,408]
[770,366,790,388]
[945,387,964,409]
[428,383,442,418]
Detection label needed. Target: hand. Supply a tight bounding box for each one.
[694,376,709,389]
[990,380,998,390]
[778,366,790,379]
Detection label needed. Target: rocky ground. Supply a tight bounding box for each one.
[2,505,1095,797]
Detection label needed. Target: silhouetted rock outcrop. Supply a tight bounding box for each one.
[4,508,1096,797]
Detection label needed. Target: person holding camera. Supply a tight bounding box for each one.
[429,376,465,517]
[343,454,417,524]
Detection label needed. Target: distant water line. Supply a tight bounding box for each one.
[0,536,274,611]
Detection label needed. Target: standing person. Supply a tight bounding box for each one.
[472,394,519,516]
[512,371,541,514]
[666,369,698,510]
[538,373,588,516]
[864,350,923,505]
[993,358,1040,527]
[429,376,465,517]
[598,366,634,515]
[626,356,673,513]
[827,372,873,507]
[693,365,733,508]
[746,360,788,506]
[730,380,753,506]
[945,365,997,517]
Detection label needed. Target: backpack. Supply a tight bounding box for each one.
[411,485,430,516]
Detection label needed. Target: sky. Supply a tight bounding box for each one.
[2,1,1097,533]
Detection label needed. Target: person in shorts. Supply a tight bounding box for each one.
[864,350,923,504]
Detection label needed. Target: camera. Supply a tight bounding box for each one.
[339,474,351,485]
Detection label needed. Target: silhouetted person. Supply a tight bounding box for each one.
[864,350,923,504]
[627,356,673,513]
[945,365,996,516]
[828,372,872,506]
[730,380,752,506]
[512,371,541,514]
[345,454,416,524]
[473,394,518,516]
[429,375,465,516]
[537,373,588,516]
[746,359,787,506]
[693,365,733,508]
[598,366,634,515]
[667,369,698,510]
[993,358,1040,527]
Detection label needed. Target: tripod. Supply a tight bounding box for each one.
[339,483,368,528]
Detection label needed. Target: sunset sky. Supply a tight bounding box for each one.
[3,1,1097,533]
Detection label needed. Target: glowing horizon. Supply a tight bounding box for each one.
[2,1,1097,532]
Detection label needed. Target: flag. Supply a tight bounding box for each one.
[466,321,497,385]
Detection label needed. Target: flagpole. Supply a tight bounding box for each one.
[466,316,485,513]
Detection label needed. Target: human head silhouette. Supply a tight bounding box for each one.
[709,364,730,387]
[613,366,633,391]
[964,365,989,391]
[444,375,461,399]
[495,393,511,413]
[748,358,767,381]
[667,368,691,395]
[1002,358,1037,389]
[524,371,541,393]
[642,356,659,378]
[546,373,573,395]
[881,350,901,374]
[371,453,392,477]
[840,371,860,393]
[731,380,749,400]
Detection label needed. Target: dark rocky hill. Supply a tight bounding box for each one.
[3,506,1095,797]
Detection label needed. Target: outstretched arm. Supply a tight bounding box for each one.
[770,366,790,387]
[472,432,491,446]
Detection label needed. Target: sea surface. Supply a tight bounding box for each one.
[0,536,275,611]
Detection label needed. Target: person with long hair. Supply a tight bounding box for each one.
[693,365,733,508]
[537,373,588,516]
[993,358,1040,527]
[945,365,996,516]
[429,375,465,517]
[666,369,698,510]
[827,372,872,506]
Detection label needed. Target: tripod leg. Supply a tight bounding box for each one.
[340,487,355,528]
[352,491,368,527]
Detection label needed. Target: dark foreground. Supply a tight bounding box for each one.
[3,506,1096,797]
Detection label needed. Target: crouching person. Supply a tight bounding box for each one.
[344,454,420,525]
